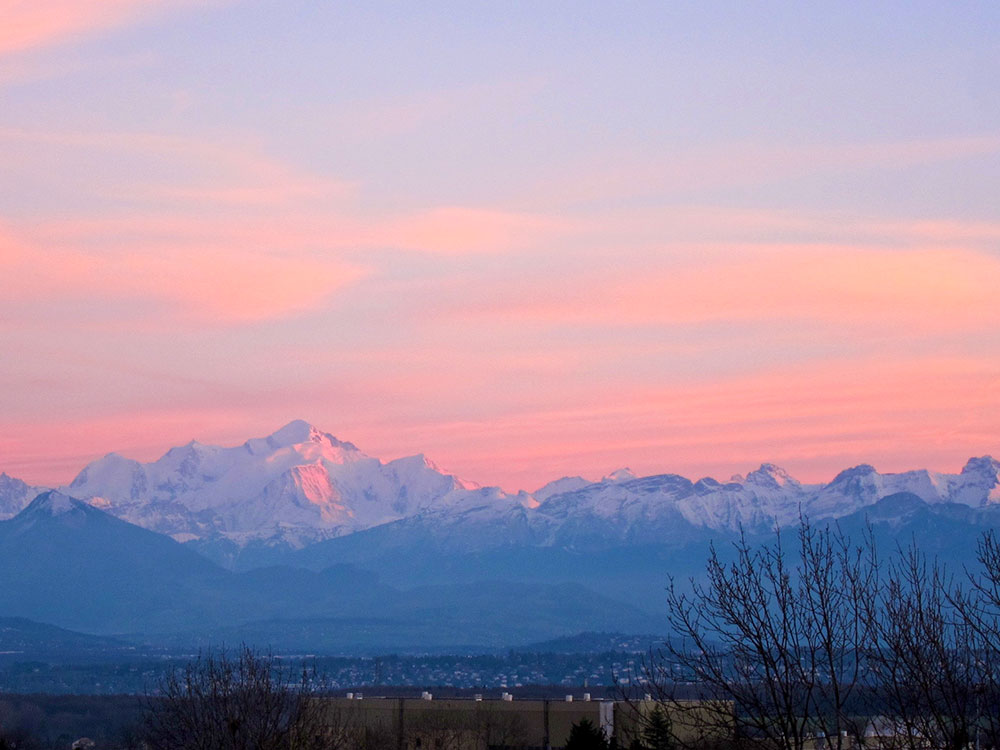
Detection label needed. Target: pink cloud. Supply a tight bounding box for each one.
[0,221,367,324]
[0,127,573,260]
[5,348,997,492]
[375,206,576,255]
[0,126,355,207]
[0,1,223,57]
[346,354,999,491]
[436,244,1000,335]
[3,200,568,327]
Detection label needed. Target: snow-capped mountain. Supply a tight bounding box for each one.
[60,419,506,547]
[0,473,47,520]
[3,419,997,559]
[539,457,998,533]
[532,463,815,542]
[1,427,998,644]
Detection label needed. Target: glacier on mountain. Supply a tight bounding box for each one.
[2,420,997,555]
[0,473,47,519]
[58,420,498,547]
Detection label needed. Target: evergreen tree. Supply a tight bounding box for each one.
[564,718,609,750]
[641,706,673,750]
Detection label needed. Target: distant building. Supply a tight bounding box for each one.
[314,694,733,750]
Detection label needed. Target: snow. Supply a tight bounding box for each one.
[0,473,45,520]
[602,468,636,483]
[60,420,493,548]
[265,418,321,447]
[533,476,592,503]
[20,419,997,552]
[745,463,801,489]
[27,491,81,517]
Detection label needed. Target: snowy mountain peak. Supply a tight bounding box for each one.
[603,468,636,483]
[830,464,878,485]
[165,439,208,455]
[41,421,1000,557]
[394,453,435,471]
[242,420,360,458]
[745,463,800,489]
[67,453,147,503]
[384,454,479,491]
[58,420,500,549]
[962,456,1000,478]
[533,476,592,503]
[0,472,26,489]
[24,490,86,518]
[0,472,43,520]
[68,452,139,486]
[269,420,334,447]
[951,456,1000,505]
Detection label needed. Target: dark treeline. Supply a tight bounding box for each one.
[632,520,1000,750]
[0,694,143,749]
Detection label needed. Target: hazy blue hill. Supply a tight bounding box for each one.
[127,579,661,653]
[287,488,1000,618]
[0,493,382,636]
[0,491,233,633]
[385,580,662,643]
[831,492,1000,569]
[287,513,722,613]
[0,493,660,650]
[0,616,132,661]
[6,486,1000,653]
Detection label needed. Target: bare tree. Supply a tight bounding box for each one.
[630,520,879,750]
[868,544,969,750]
[141,645,342,750]
[626,519,1000,750]
[792,520,879,745]
[852,535,1000,750]
[961,531,1000,748]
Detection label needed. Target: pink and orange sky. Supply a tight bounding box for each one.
[1,2,998,491]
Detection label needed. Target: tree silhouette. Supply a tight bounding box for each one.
[641,706,673,750]
[564,718,609,750]
[141,645,339,750]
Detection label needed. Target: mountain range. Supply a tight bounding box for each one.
[1,420,997,651]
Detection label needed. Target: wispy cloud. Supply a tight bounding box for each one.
[0,124,580,328]
[0,220,367,325]
[527,133,1000,208]
[0,0,224,57]
[351,354,1000,491]
[0,126,356,205]
[427,243,1000,337]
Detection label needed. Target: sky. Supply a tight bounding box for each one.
[1,1,998,492]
